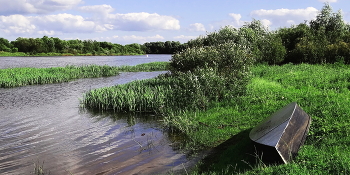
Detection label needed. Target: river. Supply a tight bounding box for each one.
[0,55,190,175]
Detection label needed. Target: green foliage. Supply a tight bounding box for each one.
[276,3,350,64]
[310,3,346,43]
[0,38,13,52]
[142,41,184,54]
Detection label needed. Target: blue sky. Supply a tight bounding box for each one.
[0,0,349,44]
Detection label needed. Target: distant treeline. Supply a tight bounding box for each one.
[142,41,186,54]
[0,37,145,55]
[0,37,187,56]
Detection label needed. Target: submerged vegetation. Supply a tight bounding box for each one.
[82,3,350,174]
[0,62,169,88]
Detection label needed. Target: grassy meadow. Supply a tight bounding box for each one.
[0,62,168,88]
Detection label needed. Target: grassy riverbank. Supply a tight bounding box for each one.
[167,63,350,174]
[0,62,168,88]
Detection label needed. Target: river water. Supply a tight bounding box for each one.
[0,55,190,174]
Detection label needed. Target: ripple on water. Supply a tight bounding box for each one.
[0,69,191,175]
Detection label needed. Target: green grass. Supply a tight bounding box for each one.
[165,63,350,174]
[0,62,169,88]
[0,51,28,56]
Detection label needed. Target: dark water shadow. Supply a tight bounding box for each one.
[197,128,277,174]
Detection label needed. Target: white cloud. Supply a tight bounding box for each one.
[229,13,245,27]
[0,14,103,35]
[189,23,206,32]
[33,14,102,33]
[260,19,272,28]
[0,15,36,34]
[318,0,337,3]
[208,13,246,31]
[0,3,180,37]
[79,4,115,17]
[107,12,180,31]
[78,5,181,31]
[250,7,319,27]
[173,35,198,43]
[37,30,57,36]
[112,34,165,44]
[0,0,82,15]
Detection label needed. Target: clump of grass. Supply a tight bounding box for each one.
[0,51,27,56]
[117,62,169,72]
[0,62,169,88]
[32,161,50,175]
[83,67,235,114]
[0,65,120,88]
[83,78,170,113]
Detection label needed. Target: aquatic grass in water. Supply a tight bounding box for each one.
[0,62,169,88]
[83,68,235,114]
[83,78,171,113]
[117,62,169,72]
[0,65,120,88]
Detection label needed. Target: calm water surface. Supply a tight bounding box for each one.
[0,54,170,69]
[0,55,192,174]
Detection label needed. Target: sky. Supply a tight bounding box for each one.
[0,0,350,44]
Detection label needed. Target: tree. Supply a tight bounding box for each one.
[0,38,13,52]
[310,3,346,43]
[12,37,30,52]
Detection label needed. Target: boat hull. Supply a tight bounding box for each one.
[249,102,311,163]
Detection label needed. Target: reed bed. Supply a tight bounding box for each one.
[82,68,233,114]
[0,62,169,88]
[83,78,171,113]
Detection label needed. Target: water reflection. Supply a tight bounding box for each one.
[75,110,188,175]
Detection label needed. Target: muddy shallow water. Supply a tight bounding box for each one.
[0,55,194,174]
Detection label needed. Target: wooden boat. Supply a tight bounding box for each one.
[249,102,311,164]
